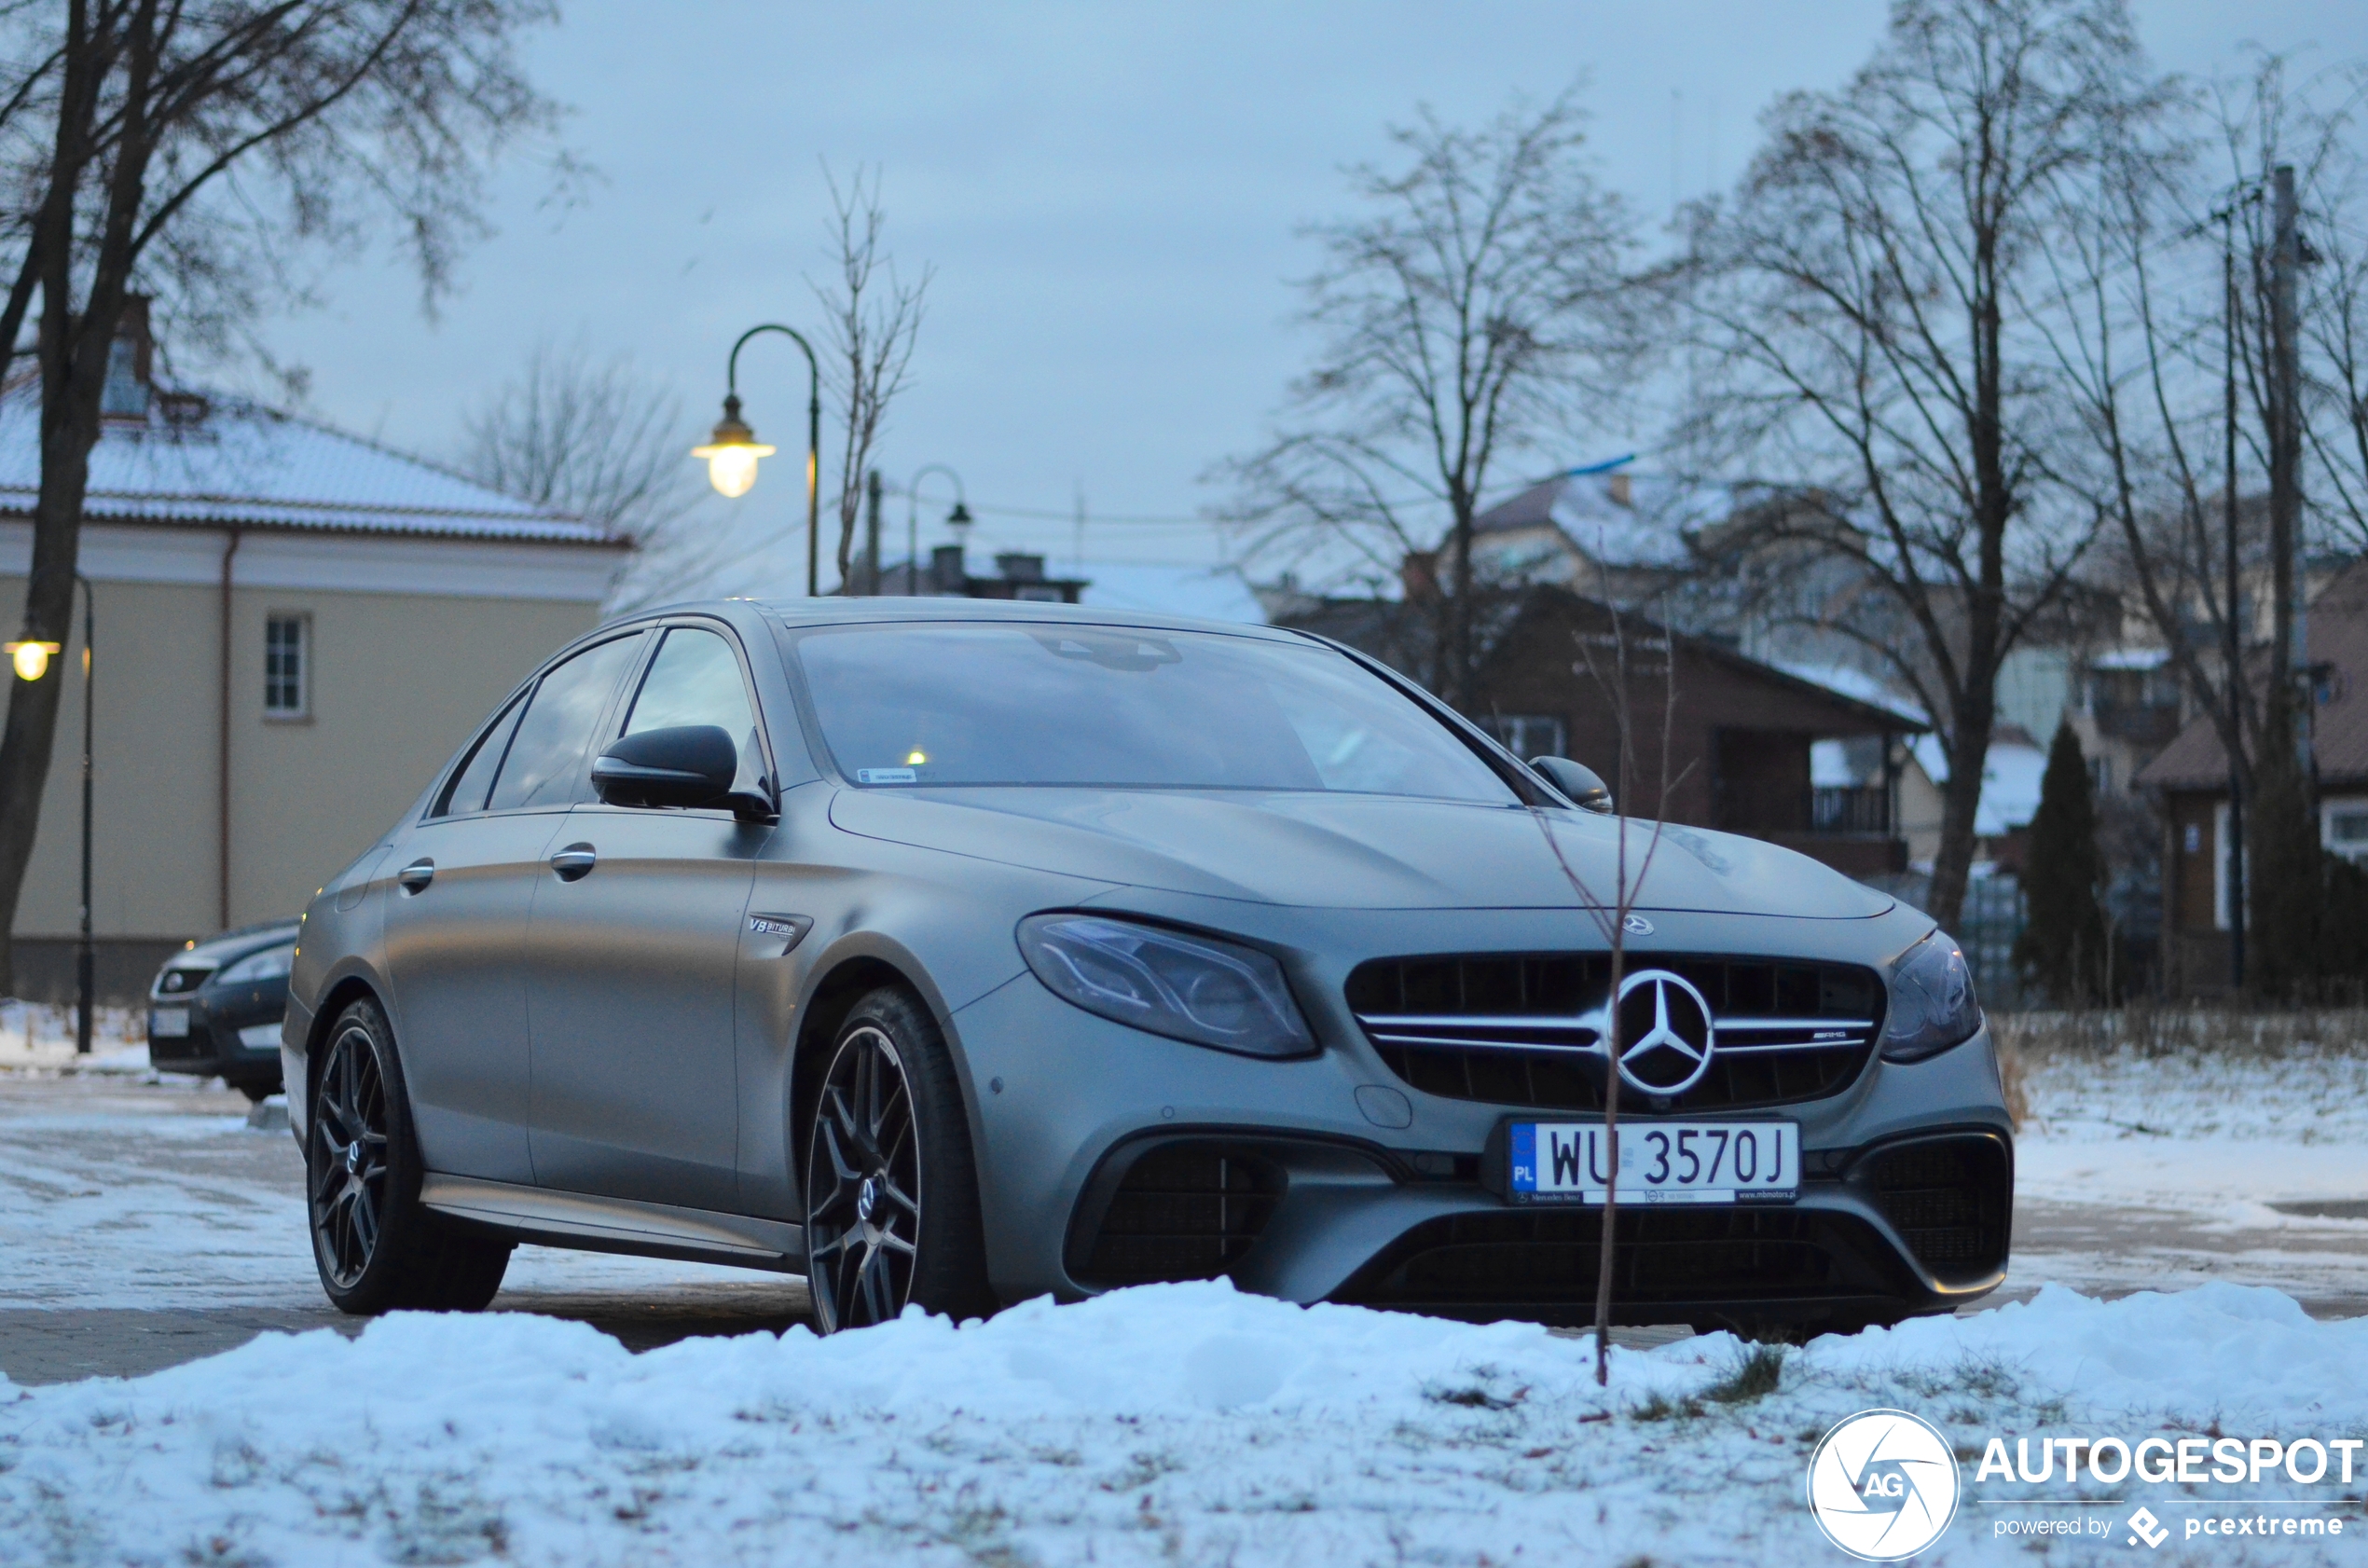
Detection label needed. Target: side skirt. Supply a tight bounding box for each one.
[420,1174,805,1275]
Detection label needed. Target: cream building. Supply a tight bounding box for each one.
[2,364,626,1001]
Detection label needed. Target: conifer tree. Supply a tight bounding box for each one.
[2014,723,2109,1005]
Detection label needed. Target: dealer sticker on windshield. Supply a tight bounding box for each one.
[1508,1121,1798,1204]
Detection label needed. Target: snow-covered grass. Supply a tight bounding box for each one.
[0,999,147,1071]
[4,1281,2365,1565]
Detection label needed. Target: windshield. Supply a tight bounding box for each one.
[791,623,1516,803]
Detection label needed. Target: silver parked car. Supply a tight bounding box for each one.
[283,599,2010,1334]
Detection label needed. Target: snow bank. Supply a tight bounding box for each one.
[5,1281,2363,1565]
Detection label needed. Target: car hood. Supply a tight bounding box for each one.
[828,787,1893,917]
[172,920,301,970]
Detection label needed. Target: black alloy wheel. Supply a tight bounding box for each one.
[311,1014,392,1291]
[305,997,511,1314]
[802,987,993,1333]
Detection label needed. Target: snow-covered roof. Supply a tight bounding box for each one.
[1473,467,1727,571]
[1912,733,2049,836]
[1773,660,1928,729]
[2091,647,2171,671]
[0,388,613,544]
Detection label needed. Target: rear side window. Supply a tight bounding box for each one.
[486,635,645,812]
[436,694,526,817]
[620,627,766,794]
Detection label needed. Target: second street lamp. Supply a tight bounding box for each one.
[693,323,823,597]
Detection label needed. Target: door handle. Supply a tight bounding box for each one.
[549,843,598,881]
[396,859,434,893]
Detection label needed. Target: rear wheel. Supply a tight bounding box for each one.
[802,987,992,1332]
[307,997,512,1314]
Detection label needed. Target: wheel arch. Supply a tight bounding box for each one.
[302,970,390,1117]
[787,939,968,1198]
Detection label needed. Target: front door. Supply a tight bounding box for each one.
[381,630,647,1181]
[525,623,775,1212]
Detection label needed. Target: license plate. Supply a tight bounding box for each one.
[149,1007,189,1038]
[1509,1121,1798,1204]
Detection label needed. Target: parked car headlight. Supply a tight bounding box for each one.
[1017,914,1315,1059]
[1880,931,1981,1063]
[215,942,296,987]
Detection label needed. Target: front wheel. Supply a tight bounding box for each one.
[307,997,512,1314]
[802,987,993,1332]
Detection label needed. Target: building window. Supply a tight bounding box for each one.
[264,614,309,719]
[2090,756,2113,794]
[2324,802,2368,867]
[1480,714,1566,759]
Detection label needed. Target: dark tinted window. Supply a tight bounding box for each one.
[621,627,765,793]
[792,623,1513,801]
[436,695,526,817]
[486,635,643,812]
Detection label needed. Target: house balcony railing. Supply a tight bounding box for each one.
[1810,785,1891,835]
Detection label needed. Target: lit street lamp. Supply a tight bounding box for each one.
[693,323,822,598]
[905,464,971,595]
[7,575,94,1053]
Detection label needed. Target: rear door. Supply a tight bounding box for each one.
[380,631,646,1182]
[523,621,776,1211]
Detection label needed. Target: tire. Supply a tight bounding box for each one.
[307,997,513,1314]
[802,986,994,1332]
[236,1080,277,1105]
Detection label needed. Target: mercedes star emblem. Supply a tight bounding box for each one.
[1610,968,1716,1095]
[1622,914,1654,936]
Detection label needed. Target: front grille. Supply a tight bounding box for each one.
[1861,1135,2011,1280]
[1071,1141,1285,1287]
[1331,1206,1907,1315]
[1347,952,1884,1112]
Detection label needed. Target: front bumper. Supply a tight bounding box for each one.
[952,966,2012,1329]
[147,986,288,1088]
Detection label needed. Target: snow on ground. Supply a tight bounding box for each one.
[4,1038,2367,1562]
[2008,1047,2368,1303]
[5,1281,2367,1566]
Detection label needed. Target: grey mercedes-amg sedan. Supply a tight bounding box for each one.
[282,598,2010,1335]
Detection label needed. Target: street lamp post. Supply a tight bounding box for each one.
[905,464,971,595]
[692,324,823,598]
[5,573,93,1053]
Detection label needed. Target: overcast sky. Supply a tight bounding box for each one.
[247,1,2368,612]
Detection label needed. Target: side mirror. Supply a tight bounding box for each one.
[1529,755,1615,815]
[592,725,742,811]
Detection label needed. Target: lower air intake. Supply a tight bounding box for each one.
[1071,1140,1285,1287]
[1860,1134,2012,1281]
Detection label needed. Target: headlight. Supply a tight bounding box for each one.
[1880,930,1981,1063]
[216,942,296,987]
[1017,914,1315,1059]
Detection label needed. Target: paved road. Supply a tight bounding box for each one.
[3,1068,2362,1385]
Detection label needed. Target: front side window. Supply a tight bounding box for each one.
[792,623,1515,802]
[485,634,644,812]
[264,614,308,719]
[618,626,766,794]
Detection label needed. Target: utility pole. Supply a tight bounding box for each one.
[2223,205,2246,989]
[864,469,884,597]
[2269,164,2309,777]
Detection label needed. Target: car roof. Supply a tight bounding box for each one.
[615,596,1308,644]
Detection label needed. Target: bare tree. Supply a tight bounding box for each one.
[458,336,725,610]
[1678,0,2161,930]
[0,0,562,993]
[1217,88,1638,705]
[809,162,927,594]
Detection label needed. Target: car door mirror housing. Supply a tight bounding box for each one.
[592,725,740,810]
[1528,755,1615,814]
